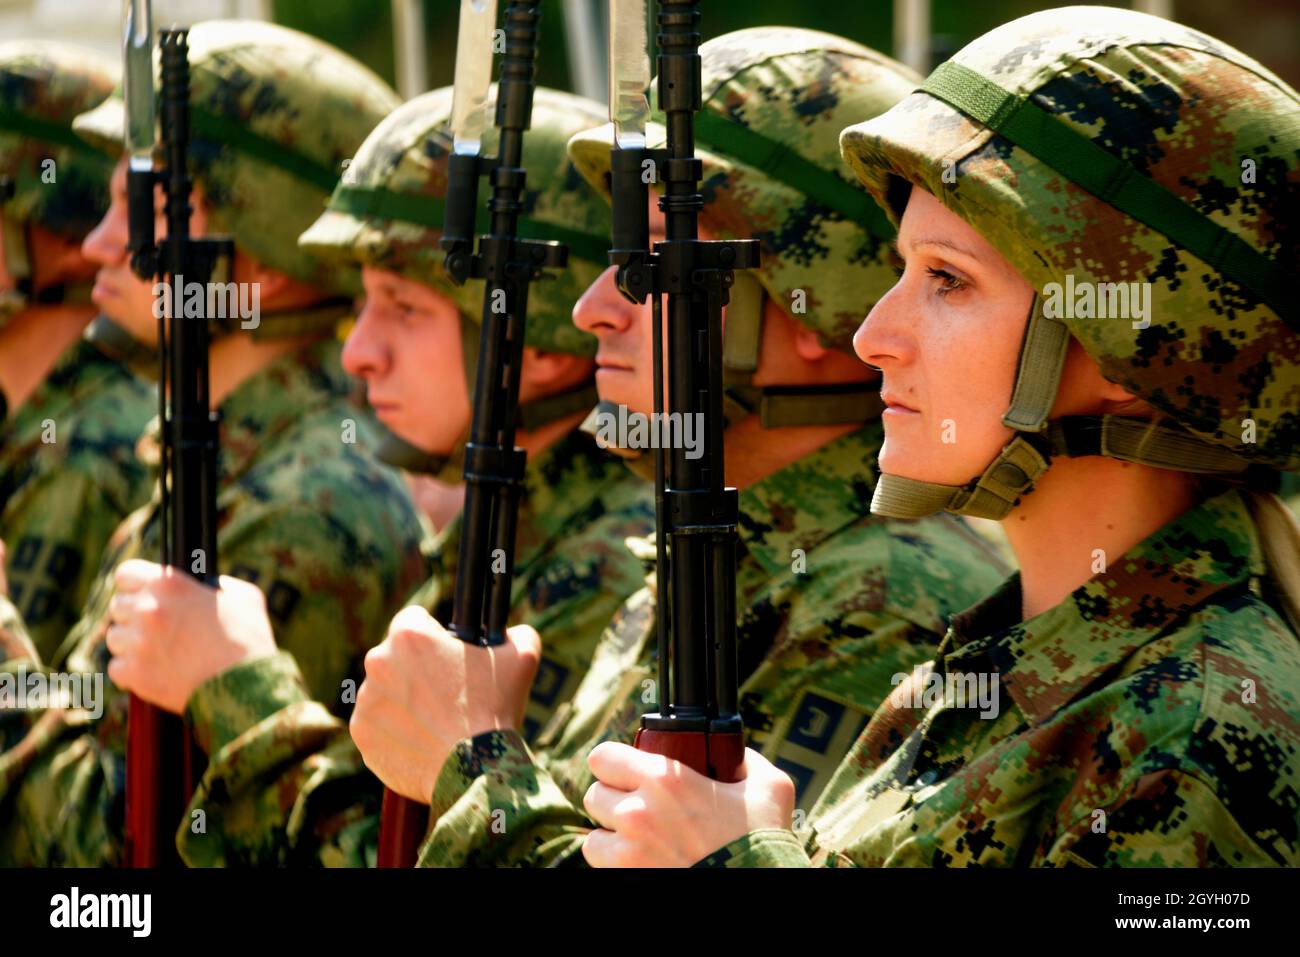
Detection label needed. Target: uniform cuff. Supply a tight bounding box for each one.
[694,829,812,868]
[429,728,531,811]
[186,651,311,755]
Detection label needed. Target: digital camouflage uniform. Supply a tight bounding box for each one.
[0,22,430,865]
[299,84,655,738]
[0,43,155,658]
[415,29,1013,867]
[421,424,1010,867]
[139,87,656,866]
[702,6,1300,867]
[708,489,1299,867]
[1,341,153,661]
[0,338,427,866]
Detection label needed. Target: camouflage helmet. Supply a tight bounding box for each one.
[298,86,610,474]
[72,20,400,303]
[0,41,116,319]
[299,85,610,358]
[839,6,1299,520]
[567,28,919,428]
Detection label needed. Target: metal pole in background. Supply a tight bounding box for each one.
[893,0,930,76]
[1133,0,1174,19]
[393,0,429,99]
[563,0,605,104]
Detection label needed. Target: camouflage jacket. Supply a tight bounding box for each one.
[0,337,154,660]
[0,333,428,866]
[165,429,653,866]
[702,488,1300,867]
[418,422,1011,867]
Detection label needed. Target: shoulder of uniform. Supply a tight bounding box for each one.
[1079,591,1300,790]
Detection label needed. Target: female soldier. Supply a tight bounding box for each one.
[581,5,1300,868]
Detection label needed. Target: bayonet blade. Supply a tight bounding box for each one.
[449,0,499,156]
[608,0,650,148]
[122,0,155,162]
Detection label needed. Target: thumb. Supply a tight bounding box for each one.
[216,573,266,598]
[114,558,163,593]
[503,625,542,728]
[741,746,780,778]
[505,623,542,665]
[741,747,797,820]
[390,604,439,635]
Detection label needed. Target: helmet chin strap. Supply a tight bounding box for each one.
[870,294,1259,521]
[580,400,657,482]
[722,270,882,429]
[378,310,600,482]
[375,427,463,481]
[0,217,97,321]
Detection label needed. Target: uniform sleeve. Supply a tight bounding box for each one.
[1042,769,1288,867]
[694,829,813,868]
[0,496,420,867]
[171,495,430,867]
[177,652,380,867]
[416,729,590,868]
[4,470,134,663]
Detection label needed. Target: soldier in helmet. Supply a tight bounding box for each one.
[105,86,656,866]
[0,21,427,866]
[580,7,1300,868]
[0,42,154,660]
[342,28,1012,868]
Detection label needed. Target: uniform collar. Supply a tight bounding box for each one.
[736,421,881,579]
[941,488,1264,724]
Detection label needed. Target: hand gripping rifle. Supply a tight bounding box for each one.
[122,1,230,867]
[376,0,567,868]
[609,0,758,779]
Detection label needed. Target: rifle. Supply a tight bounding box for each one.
[122,2,229,866]
[375,0,566,868]
[608,0,758,778]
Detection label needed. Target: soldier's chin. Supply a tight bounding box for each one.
[877,443,942,485]
[878,442,993,490]
[105,308,160,348]
[593,380,652,418]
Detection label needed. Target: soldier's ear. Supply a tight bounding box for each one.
[235,254,292,300]
[1051,338,1143,419]
[792,324,831,362]
[518,346,594,404]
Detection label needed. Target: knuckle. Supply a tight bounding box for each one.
[363,644,390,676]
[136,602,162,633]
[773,773,796,808]
[348,706,372,745]
[618,803,651,837]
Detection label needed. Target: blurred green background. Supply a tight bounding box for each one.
[270,0,1300,94]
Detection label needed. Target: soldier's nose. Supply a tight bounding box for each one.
[573,266,635,336]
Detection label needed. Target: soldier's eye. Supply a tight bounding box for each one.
[925,266,966,297]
